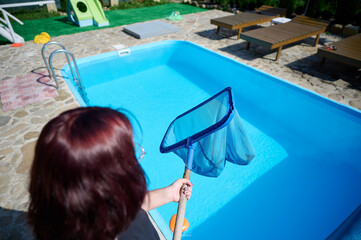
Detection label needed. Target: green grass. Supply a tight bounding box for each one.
[9,8,61,21]
[0,4,207,45]
[109,0,168,10]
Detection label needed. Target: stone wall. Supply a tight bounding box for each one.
[328,23,360,36]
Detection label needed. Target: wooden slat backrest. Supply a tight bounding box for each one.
[255,5,287,17]
[291,15,329,29]
[240,22,323,45]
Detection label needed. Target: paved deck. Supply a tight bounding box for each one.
[0,9,361,239]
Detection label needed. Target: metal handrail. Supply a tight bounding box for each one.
[41,41,87,102]
[0,8,23,25]
[48,49,87,100]
[42,41,73,83]
[0,1,55,8]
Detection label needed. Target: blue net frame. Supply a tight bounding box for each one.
[160,87,255,177]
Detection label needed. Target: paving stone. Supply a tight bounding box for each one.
[24,132,40,140]
[0,194,7,203]
[314,87,331,96]
[11,118,19,125]
[320,83,336,91]
[0,116,11,127]
[0,165,11,173]
[334,79,350,89]
[17,141,36,174]
[11,154,21,166]
[16,190,28,201]
[29,107,40,113]
[15,202,29,211]
[30,117,47,124]
[0,155,12,165]
[328,93,344,101]
[34,109,54,117]
[0,175,9,187]
[309,77,320,86]
[55,89,71,101]
[349,100,361,109]
[0,183,9,195]
[14,111,28,118]
[0,124,28,138]
[65,98,74,104]
[0,147,13,156]
[11,182,25,197]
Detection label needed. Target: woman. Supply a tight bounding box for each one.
[28,107,192,240]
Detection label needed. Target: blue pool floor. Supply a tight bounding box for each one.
[83,64,361,239]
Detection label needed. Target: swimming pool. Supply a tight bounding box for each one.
[61,40,361,239]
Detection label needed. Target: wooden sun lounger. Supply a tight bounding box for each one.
[317,33,361,68]
[239,15,329,61]
[210,5,286,39]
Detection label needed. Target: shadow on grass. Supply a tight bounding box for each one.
[0,39,11,45]
[54,16,76,26]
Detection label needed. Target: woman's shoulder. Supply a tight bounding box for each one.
[117,208,160,240]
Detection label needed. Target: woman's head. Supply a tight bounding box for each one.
[28,107,147,240]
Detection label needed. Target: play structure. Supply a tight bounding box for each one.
[0,8,24,44]
[0,1,55,45]
[67,0,109,27]
[166,11,183,21]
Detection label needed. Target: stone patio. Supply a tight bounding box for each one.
[0,9,360,239]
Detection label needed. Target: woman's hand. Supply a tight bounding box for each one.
[141,179,193,211]
[169,178,193,202]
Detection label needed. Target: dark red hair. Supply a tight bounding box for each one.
[28,107,147,240]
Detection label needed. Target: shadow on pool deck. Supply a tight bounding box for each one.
[195,24,266,41]
[216,35,330,62]
[285,55,361,89]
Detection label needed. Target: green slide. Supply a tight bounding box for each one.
[67,0,109,27]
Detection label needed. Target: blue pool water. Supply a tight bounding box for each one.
[62,40,361,239]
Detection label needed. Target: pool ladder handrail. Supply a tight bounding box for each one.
[41,41,86,99]
[42,41,68,89]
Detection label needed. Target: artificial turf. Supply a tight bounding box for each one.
[0,3,208,44]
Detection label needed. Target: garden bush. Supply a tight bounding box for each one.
[9,8,60,21]
[109,0,168,10]
[204,0,361,25]
[334,0,360,25]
